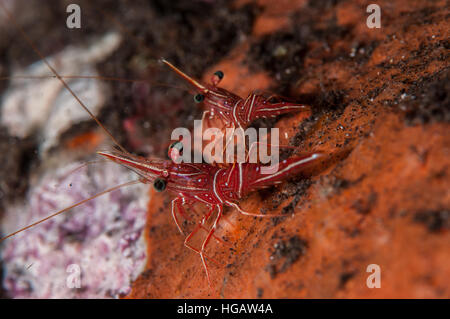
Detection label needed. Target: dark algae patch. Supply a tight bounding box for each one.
[338,271,356,289]
[267,235,308,278]
[247,4,351,94]
[0,128,37,210]
[248,31,309,89]
[256,287,264,298]
[402,68,450,125]
[413,210,450,233]
[351,191,378,215]
[281,179,313,215]
[264,178,313,212]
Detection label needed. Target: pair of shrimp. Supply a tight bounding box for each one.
[0,2,323,287]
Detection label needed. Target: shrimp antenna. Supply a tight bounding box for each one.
[0,2,129,155]
[0,179,140,242]
[0,75,190,93]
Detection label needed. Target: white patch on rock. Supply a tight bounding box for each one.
[0,32,122,154]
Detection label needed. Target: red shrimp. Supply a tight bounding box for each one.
[161,59,312,132]
[162,59,311,165]
[96,150,324,284]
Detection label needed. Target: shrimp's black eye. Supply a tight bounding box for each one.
[169,141,183,155]
[194,94,205,103]
[214,70,224,80]
[153,178,167,192]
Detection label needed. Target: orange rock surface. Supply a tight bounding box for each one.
[127,0,449,298]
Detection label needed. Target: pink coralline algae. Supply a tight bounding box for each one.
[1,161,149,298]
